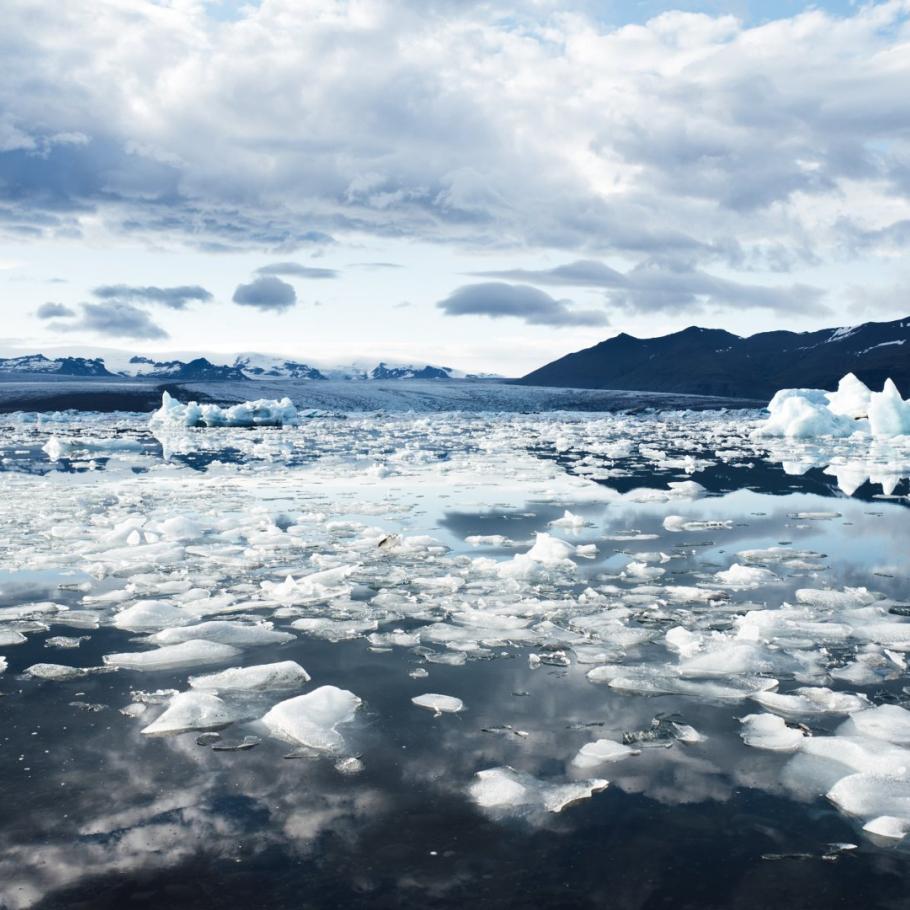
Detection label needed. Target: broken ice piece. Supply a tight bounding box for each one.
[189,660,310,691]
[212,735,261,752]
[103,640,242,671]
[469,766,607,814]
[863,816,909,840]
[142,691,235,736]
[262,685,361,752]
[739,713,808,752]
[412,693,464,716]
[572,739,640,769]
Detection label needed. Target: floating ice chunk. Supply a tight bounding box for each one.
[671,723,704,744]
[24,663,99,681]
[0,629,27,646]
[663,516,731,533]
[665,626,703,658]
[189,660,310,691]
[863,816,909,840]
[795,587,880,608]
[42,436,71,461]
[575,544,598,559]
[826,373,872,419]
[148,620,294,648]
[465,534,515,548]
[262,566,355,603]
[411,693,464,715]
[549,510,590,531]
[752,687,870,718]
[526,533,576,564]
[113,600,195,632]
[141,691,235,736]
[740,713,806,752]
[150,390,298,428]
[714,564,778,588]
[754,389,859,439]
[103,639,241,671]
[261,685,361,752]
[837,705,910,745]
[0,656,6,674]
[571,739,639,769]
[158,516,204,541]
[827,774,910,822]
[469,766,607,814]
[498,532,576,579]
[591,665,778,700]
[666,481,706,499]
[867,379,910,438]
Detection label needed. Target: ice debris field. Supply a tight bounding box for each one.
[1,376,910,905]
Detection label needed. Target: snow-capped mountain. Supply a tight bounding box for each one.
[0,354,113,377]
[0,348,486,382]
[519,316,910,399]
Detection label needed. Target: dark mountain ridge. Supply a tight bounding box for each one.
[519,317,910,399]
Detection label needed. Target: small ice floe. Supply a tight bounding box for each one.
[0,629,27,646]
[262,685,361,752]
[827,774,910,830]
[752,687,870,718]
[622,715,703,747]
[411,693,464,716]
[189,660,311,691]
[45,635,87,649]
[42,436,72,461]
[409,668,429,679]
[788,511,841,521]
[141,691,236,736]
[548,510,590,531]
[148,620,295,648]
[112,601,196,633]
[103,639,242,671]
[212,735,262,752]
[663,516,732,533]
[589,664,778,701]
[24,663,107,681]
[837,704,910,744]
[470,767,607,814]
[714,564,779,588]
[863,816,909,841]
[740,713,809,752]
[150,390,299,428]
[571,739,640,769]
[497,532,577,579]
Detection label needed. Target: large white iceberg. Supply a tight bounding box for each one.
[150,390,299,428]
[753,373,910,439]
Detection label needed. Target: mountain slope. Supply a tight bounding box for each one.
[0,355,113,377]
[519,317,910,399]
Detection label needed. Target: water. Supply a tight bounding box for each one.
[1,407,910,908]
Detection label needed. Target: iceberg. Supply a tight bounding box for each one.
[150,390,298,428]
[753,374,910,439]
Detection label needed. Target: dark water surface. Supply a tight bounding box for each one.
[1,408,909,909]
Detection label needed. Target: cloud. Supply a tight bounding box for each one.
[255,262,338,279]
[0,1,908,277]
[232,275,297,312]
[91,284,213,309]
[436,282,608,326]
[35,301,75,319]
[472,260,627,288]
[472,258,828,315]
[50,302,168,339]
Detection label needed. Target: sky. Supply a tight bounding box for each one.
[2,0,910,375]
